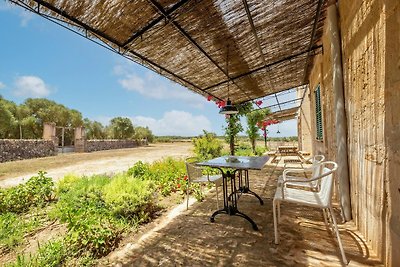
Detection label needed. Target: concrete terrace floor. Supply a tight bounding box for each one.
[102,162,383,267]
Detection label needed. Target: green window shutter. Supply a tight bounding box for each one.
[314,85,323,141]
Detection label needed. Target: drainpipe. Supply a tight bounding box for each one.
[327,3,352,221]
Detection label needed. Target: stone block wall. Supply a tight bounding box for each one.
[85,139,148,152]
[0,139,56,163]
[305,0,400,265]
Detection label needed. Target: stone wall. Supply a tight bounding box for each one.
[384,0,400,265]
[0,139,56,163]
[339,0,387,262]
[297,86,313,153]
[305,0,400,265]
[85,139,148,152]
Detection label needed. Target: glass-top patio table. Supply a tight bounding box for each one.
[197,155,269,230]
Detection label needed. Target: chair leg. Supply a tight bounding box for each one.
[186,182,190,210]
[277,201,281,223]
[322,208,329,227]
[215,183,219,209]
[328,206,348,265]
[273,199,279,244]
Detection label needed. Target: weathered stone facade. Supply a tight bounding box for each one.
[85,140,148,152]
[0,139,56,163]
[300,0,400,265]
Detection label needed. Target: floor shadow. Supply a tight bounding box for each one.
[101,166,383,267]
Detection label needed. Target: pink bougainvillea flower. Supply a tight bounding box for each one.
[207,95,213,101]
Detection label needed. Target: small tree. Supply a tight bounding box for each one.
[192,130,223,160]
[223,102,252,155]
[84,119,106,139]
[107,117,135,139]
[246,108,270,154]
[134,126,154,143]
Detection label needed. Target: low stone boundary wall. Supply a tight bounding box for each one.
[0,139,56,163]
[85,139,148,152]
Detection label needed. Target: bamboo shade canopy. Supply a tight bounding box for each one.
[10,0,326,105]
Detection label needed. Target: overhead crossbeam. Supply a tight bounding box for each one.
[300,0,324,106]
[146,0,254,101]
[10,0,223,101]
[204,45,322,93]
[122,0,191,47]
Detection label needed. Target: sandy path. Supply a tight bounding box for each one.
[0,143,193,188]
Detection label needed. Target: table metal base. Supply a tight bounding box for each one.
[235,170,264,205]
[210,206,258,230]
[209,169,258,230]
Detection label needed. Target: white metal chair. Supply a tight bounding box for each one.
[278,155,325,190]
[185,157,222,210]
[273,161,348,264]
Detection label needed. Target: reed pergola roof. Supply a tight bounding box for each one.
[10,0,326,105]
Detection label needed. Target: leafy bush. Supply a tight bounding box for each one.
[192,131,223,160]
[50,173,158,260]
[0,171,54,214]
[102,174,156,222]
[127,158,186,197]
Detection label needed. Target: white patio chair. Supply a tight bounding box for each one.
[185,157,222,210]
[273,161,348,264]
[278,155,325,190]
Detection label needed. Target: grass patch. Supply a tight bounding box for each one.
[0,212,41,251]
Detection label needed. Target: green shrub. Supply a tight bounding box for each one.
[127,158,186,197]
[65,214,121,258]
[102,174,156,222]
[192,131,223,160]
[126,161,150,178]
[0,171,54,214]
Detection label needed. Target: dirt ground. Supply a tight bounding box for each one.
[0,142,193,188]
[0,143,384,266]
[100,163,383,267]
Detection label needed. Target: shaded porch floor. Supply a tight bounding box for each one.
[101,164,383,267]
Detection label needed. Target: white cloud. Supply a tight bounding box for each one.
[19,10,34,27]
[114,62,205,109]
[0,2,33,26]
[132,110,212,136]
[13,76,51,97]
[0,82,5,89]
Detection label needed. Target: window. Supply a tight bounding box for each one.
[314,84,323,141]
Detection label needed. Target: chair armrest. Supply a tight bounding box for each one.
[282,167,312,180]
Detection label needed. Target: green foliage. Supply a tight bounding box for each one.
[0,171,54,214]
[192,131,223,160]
[83,119,106,140]
[133,126,154,143]
[5,239,69,267]
[0,212,41,250]
[107,117,135,139]
[246,108,270,154]
[102,174,156,221]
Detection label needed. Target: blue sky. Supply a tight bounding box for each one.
[0,1,297,137]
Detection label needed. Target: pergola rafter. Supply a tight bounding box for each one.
[7,0,328,108]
